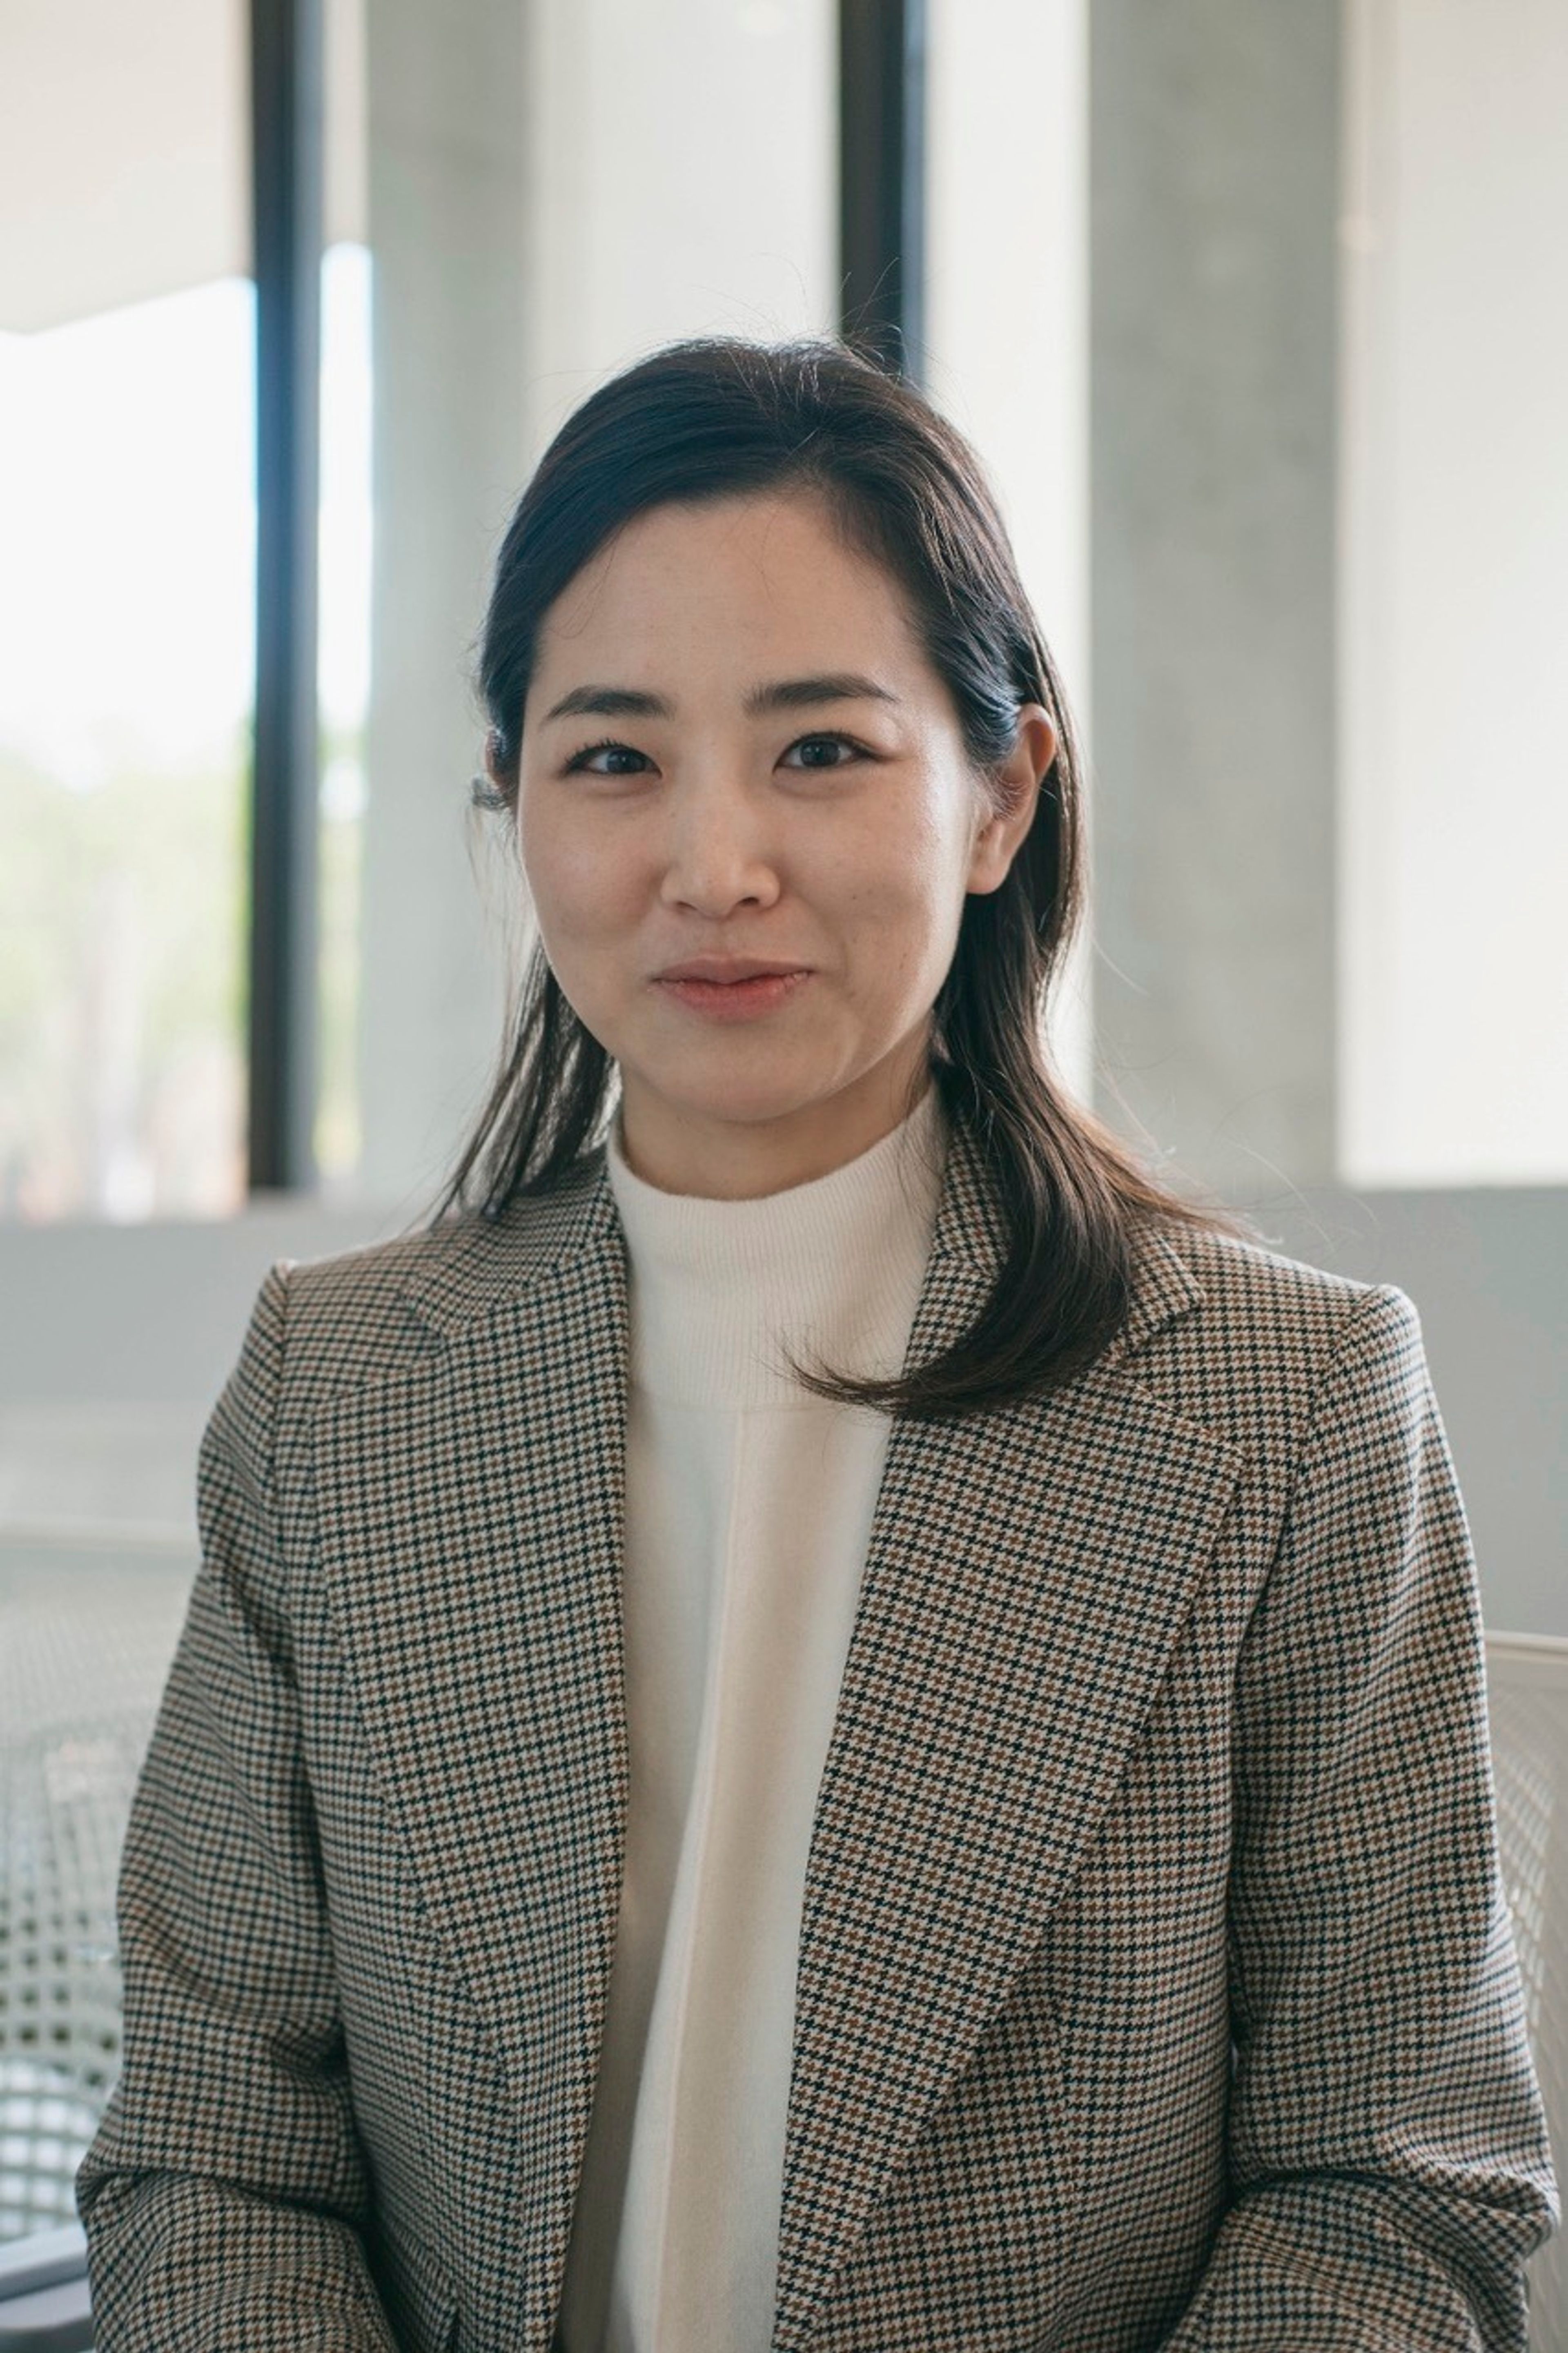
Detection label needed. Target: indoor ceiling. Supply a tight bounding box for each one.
[0,0,365,333]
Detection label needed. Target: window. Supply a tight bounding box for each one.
[0,2,254,1219]
[0,0,370,1221]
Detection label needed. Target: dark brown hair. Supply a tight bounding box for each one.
[434,332,1227,1421]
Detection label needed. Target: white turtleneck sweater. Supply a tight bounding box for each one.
[554,1081,949,2353]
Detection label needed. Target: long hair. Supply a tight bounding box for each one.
[432,333,1229,1422]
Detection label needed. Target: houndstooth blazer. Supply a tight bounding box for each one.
[78,1114,1558,2351]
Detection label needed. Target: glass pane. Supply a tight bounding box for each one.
[0,281,254,1220]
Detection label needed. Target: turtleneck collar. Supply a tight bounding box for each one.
[605,1082,949,1408]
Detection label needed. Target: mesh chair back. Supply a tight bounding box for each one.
[0,1547,194,2245]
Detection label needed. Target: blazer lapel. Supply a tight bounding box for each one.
[771,1135,1239,2348]
[310,1165,633,2296]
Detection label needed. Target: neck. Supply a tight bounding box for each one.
[615,1061,936,1201]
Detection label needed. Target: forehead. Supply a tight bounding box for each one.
[532,489,931,682]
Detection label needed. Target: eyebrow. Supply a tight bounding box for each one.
[540,672,902,724]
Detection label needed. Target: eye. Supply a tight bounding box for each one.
[564,737,650,776]
[780,732,868,771]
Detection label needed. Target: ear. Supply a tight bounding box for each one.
[966,706,1058,896]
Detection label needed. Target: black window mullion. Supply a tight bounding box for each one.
[838,0,927,383]
[247,0,323,1192]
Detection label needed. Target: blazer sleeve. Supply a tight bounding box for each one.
[1160,1284,1559,2352]
[76,1263,401,2353]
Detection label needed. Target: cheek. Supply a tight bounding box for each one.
[869,807,985,978]
[519,801,622,940]
[838,802,963,928]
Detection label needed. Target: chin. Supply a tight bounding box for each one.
[669,1087,816,1127]
[634,1071,836,1130]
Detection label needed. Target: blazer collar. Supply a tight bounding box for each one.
[314,1114,1233,2349]
[396,1110,1207,1371]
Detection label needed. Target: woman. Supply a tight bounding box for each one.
[79,336,1556,2351]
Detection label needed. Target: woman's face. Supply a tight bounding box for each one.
[514,488,1055,1198]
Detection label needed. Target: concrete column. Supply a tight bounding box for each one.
[1089,0,1340,1198]
[517,0,836,467]
[356,0,527,1210]
[926,0,1091,1096]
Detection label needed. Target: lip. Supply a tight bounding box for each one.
[654,970,812,1022]
[654,957,812,982]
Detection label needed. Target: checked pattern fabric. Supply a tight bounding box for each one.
[76,1115,1558,2350]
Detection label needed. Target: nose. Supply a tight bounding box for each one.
[657,781,782,916]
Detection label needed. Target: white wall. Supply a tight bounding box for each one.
[0,1195,398,1540]
[1339,0,1568,1185]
